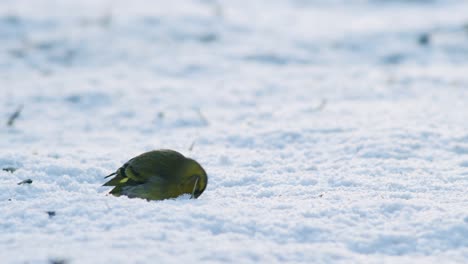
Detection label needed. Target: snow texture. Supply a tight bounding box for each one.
[1,0,468,263]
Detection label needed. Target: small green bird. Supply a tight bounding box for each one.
[103,149,207,200]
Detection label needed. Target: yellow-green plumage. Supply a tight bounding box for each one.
[104,149,207,200]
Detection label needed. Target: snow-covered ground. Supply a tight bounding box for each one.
[1,0,468,263]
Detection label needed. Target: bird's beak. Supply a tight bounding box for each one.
[191,176,200,199]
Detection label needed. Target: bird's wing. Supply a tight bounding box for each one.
[124,150,186,182]
[103,150,187,198]
[119,176,170,200]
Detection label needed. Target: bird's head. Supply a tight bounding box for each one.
[181,158,208,199]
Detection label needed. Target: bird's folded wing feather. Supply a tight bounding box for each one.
[125,150,186,182]
[120,176,168,199]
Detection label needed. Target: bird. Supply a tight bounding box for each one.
[103,149,207,200]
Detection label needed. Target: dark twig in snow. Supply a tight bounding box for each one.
[49,258,69,264]
[195,108,209,126]
[7,105,23,126]
[46,211,56,218]
[17,179,32,185]
[418,33,430,46]
[188,140,196,152]
[3,167,17,173]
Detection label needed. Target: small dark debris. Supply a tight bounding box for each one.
[8,198,11,201]
[7,105,23,126]
[245,53,289,65]
[199,33,218,43]
[49,258,69,264]
[9,49,26,58]
[17,179,32,185]
[195,108,209,126]
[318,194,324,198]
[46,211,56,218]
[418,33,430,46]
[3,15,21,25]
[39,68,53,76]
[65,95,81,103]
[157,112,165,119]
[35,41,56,51]
[2,167,17,173]
[188,141,196,152]
[382,53,405,65]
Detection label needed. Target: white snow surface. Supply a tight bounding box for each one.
[1,0,468,263]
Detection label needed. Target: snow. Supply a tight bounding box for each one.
[1,0,468,263]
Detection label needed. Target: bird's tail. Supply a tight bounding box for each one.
[103,171,124,186]
[104,172,117,179]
